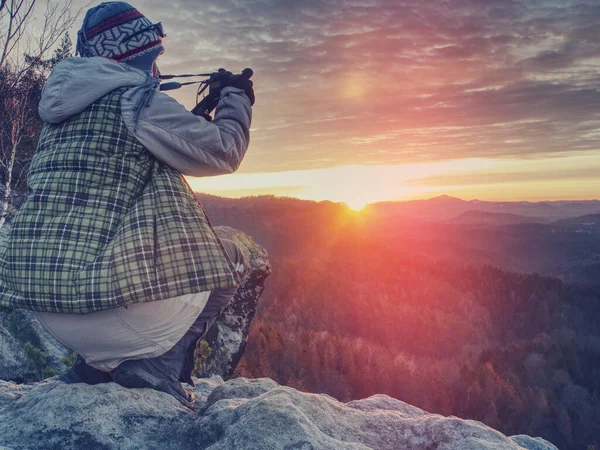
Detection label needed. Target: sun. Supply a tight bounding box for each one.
[340,75,367,100]
[345,199,368,211]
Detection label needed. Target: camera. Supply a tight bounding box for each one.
[159,68,253,118]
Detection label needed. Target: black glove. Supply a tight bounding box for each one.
[191,68,254,119]
[227,76,255,106]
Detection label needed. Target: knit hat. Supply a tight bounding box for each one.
[76,2,165,72]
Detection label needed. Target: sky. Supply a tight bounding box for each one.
[75,0,600,206]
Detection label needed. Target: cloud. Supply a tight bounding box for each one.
[113,0,600,173]
[411,166,600,187]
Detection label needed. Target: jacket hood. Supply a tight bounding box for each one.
[38,57,148,124]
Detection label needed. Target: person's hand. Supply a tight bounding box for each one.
[227,76,255,106]
[191,92,217,121]
[191,68,255,118]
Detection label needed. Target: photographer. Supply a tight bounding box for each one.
[0,1,254,407]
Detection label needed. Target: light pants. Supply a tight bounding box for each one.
[36,239,246,383]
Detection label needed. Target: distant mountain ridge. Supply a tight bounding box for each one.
[553,213,600,226]
[365,195,600,221]
[448,210,547,225]
[195,192,600,285]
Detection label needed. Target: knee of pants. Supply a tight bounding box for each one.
[220,239,248,278]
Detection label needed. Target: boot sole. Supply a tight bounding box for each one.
[114,367,195,409]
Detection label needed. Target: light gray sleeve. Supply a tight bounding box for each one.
[120,86,252,177]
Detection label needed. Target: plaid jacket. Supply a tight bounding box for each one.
[0,88,239,314]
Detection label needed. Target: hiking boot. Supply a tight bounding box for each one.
[59,355,112,385]
[113,359,195,409]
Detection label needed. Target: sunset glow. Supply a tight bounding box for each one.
[73,0,600,202]
[345,199,369,212]
[186,151,600,204]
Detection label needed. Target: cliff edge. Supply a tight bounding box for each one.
[0,376,557,450]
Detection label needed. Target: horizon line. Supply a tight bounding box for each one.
[194,192,600,205]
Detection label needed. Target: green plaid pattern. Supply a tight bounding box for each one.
[0,88,238,314]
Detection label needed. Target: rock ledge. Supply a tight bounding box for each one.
[0,377,557,450]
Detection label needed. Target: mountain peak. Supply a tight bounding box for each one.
[431,195,464,201]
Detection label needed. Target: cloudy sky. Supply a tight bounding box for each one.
[77,0,600,206]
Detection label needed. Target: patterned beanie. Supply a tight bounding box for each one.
[76,2,165,67]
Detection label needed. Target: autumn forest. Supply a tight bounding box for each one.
[199,194,600,450]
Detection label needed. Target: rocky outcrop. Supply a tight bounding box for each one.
[195,226,272,378]
[0,308,71,382]
[0,226,271,382]
[0,376,558,450]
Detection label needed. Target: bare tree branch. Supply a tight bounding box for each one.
[1,0,77,88]
[0,0,37,70]
[0,0,79,230]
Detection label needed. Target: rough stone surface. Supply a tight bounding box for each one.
[0,380,33,410]
[0,308,71,382]
[0,377,558,450]
[0,226,271,383]
[0,224,72,382]
[197,226,272,379]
